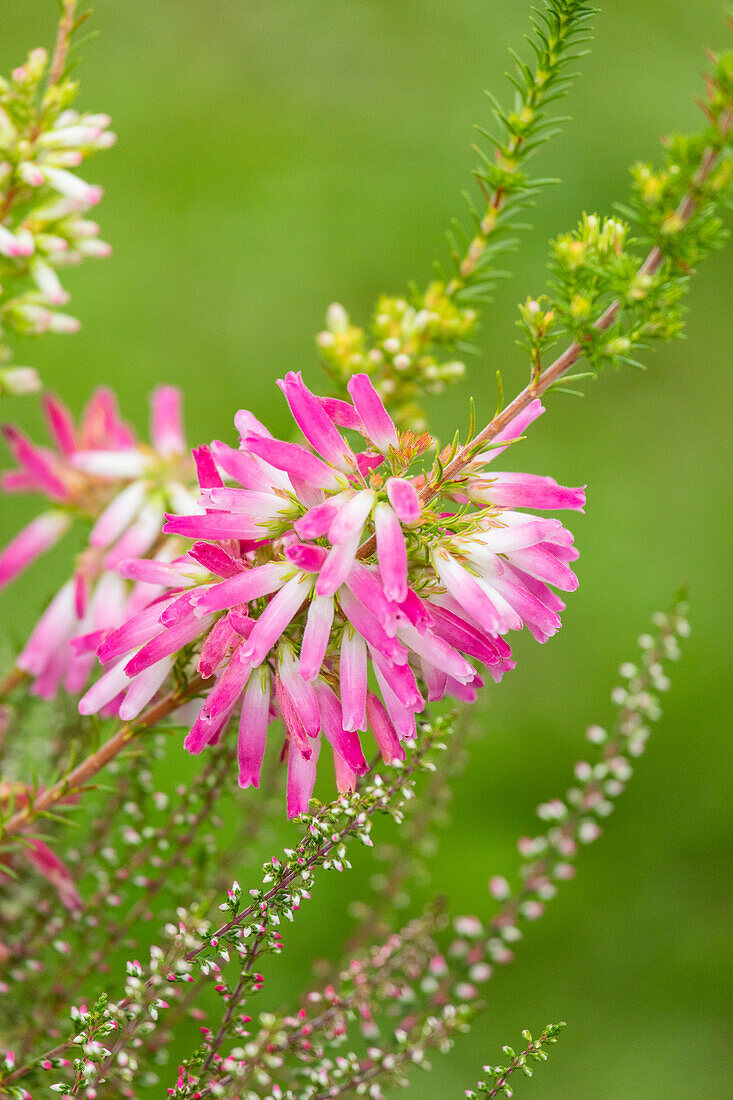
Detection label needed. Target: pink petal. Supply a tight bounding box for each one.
[386,477,421,524]
[163,511,269,541]
[0,511,70,591]
[328,490,374,544]
[278,646,321,736]
[25,840,82,912]
[339,626,367,732]
[314,681,368,773]
[193,563,291,616]
[315,532,362,598]
[124,613,213,678]
[238,667,271,788]
[42,394,76,456]
[241,572,314,667]
[81,387,136,450]
[294,492,353,540]
[284,542,328,573]
[300,595,334,682]
[89,480,147,548]
[374,502,407,603]
[244,433,347,491]
[346,374,398,452]
[338,588,408,666]
[286,731,321,818]
[475,472,585,512]
[1,425,69,500]
[150,386,185,456]
[17,581,75,677]
[278,371,356,473]
[365,691,405,764]
[188,541,243,578]
[506,545,579,591]
[119,655,174,720]
[193,444,224,489]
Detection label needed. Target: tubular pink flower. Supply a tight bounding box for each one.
[300,595,334,682]
[317,395,366,434]
[242,572,314,668]
[338,588,408,666]
[25,840,83,913]
[386,477,421,524]
[295,493,353,540]
[278,646,321,737]
[286,731,321,818]
[315,532,363,598]
[78,654,133,715]
[17,581,76,677]
[504,544,578,591]
[103,500,165,569]
[278,371,356,473]
[340,626,368,732]
[346,374,399,451]
[374,502,408,603]
[396,621,474,683]
[42,395,76,456]
[365,691,405,764]
[118,655,174,721]
[0,511,70,592]
[124,613,213,678]
[432,548,505,636]
[193,563,292,616]
[198,615,238,679]
[313,681,368,774]
[333,749,357,794]
[90,480,148,549]
[1,425,69,500]
[150,386,185,457]
[471,472,586,512]
[328,489,375,544]
[284,542,328,573]
[163,512,269,541]
[370,647,424,710]
[243,433,347,491]
[238,668,271,789]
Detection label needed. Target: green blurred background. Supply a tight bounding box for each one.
[1,1,732,1095]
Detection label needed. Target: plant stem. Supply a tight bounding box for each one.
[356,113,731,561]
[0,675,205,839]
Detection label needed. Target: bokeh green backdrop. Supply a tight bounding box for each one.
[1,2,731,1095]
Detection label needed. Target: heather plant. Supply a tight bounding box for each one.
[0,1,730,1097]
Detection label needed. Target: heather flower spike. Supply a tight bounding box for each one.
[0,386,198,699]
[78,372,583,814]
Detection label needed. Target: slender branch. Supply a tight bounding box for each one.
[356,114,731,561]
[48,0,78,88]
[0,675,205,839]
[0,667,28,699]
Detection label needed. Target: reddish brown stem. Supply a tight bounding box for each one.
[1,675,205,839]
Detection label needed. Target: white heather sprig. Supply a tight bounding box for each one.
[0,2,114,393]
[465,1022,566,1099]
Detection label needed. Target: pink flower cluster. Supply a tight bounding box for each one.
[53,372,584,816]
[0,386,196,699]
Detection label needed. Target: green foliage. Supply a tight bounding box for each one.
[517,46,733,383]
[316,0,595,430]
[465,1022,566,1099]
